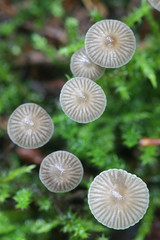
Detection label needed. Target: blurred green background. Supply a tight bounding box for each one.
[0,0,160,239]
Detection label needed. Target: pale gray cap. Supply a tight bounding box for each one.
[7,103,54,149]
[70,48,105,81]
[39,151,83,193]
[88,169,149,230]
[85,19,136,68]
[148,0,160,11]
[59,77,107,123]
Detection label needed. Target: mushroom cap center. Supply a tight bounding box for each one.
[50,162,72,183]
[111,190,123,200]
[75,90,88,105]
[21,116,37,135]
[52,165,66,181]
[104,34,117,49]
[23,116,34,126]
[110,185,127,205]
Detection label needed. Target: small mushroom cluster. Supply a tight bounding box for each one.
[7,103,84,192]
[60,19,136,123]
[71,20,136,75]
[7,18,150,231]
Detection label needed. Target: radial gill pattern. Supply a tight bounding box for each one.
[88,169,149,230]
[85,20,136,68]
[7,103,54,149]
[148,0,160,11]
[59,77,107,123]
[70,48,105,81]
[39,151,83,192]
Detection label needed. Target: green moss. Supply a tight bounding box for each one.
[1,0,160,239]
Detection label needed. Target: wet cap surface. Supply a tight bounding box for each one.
[60,77,107,123]
[148,0,160,11]
[85,20,136,68]
[7,103,54,149]
[88,169,149,230]
[39,151,83,193]
[70,48,105,81]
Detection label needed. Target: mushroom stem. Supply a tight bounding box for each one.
[52,195,63,216]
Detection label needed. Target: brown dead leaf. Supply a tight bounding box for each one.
[41,78,66,96]
[0,0,17,19]
[63,0,78,11]
[82,0,108,18]
[16,147,44,165]
[42,25,67,45]
[23,18,67,45]
[0,117,8,131]
[147,219,160,240]
[15,50,52,66]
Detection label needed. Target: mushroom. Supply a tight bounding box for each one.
[70,48,105,81]
[148,0,160,11]
[59,77,107,123]
[7,103,54,149]
[85,19,136,68]
[88,169,149,230]
[39,151,83,193]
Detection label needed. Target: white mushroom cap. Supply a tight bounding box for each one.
[59,77,107,123]
[39,151,83,193]
[88,169,149,230]
[148,0,160,11]
[70,48,105,81]
[7,103,54,149]
[85,19,136,68]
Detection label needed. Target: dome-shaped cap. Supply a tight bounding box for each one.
[7,103,54,149]
[70,48,105,81]
[59,77,107,123]
[148,0,160,11]
[39,151,83,193]
[88,169,149,230]
[85,20,136,68]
